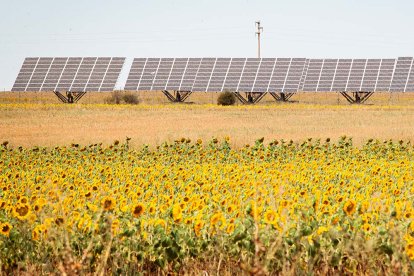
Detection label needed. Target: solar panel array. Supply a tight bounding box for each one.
[302,58,397,92]
[12,56,414,93]
[12,57,125,92]
[125,58,307,93]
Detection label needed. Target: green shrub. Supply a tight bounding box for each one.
[217,91,236,106]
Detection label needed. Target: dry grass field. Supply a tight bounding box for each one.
[2,90,414,105]
[1,91,414,148]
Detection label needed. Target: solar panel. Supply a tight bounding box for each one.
[406,59,414,92]
[238,58,260,92]
[152,58,174,91]
[298,59,309,91]
[302,58,397,92]
[222,58,246,91]
[137,58,160,90]
[180,58,201,91]
[204,58,229,92]
[12,57,125,92]
[376,59,395,91]
[165,58,188,90]
[124,57,414,94]
[360,59,380,91]
[284,58,307,92]
[331,59,352,91]
[192,58,216,91]
[317,59,337,92]
[252,58,276,92]
[124,58,146,90]
[390,57,413,92]
[302,59,323,91]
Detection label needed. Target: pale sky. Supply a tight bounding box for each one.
[1,0,413,90]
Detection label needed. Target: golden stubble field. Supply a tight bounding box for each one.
[1,91,414,147]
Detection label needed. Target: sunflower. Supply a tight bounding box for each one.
[111,219,120,235]
[316,226,329,235]
[0,222,12,237]
[32,224,47,241]
[343,200,357,216]
[19,196,29,204]
[194,220,204,236]
[101,196,115,211]
[32,228,40,241]
[226,223,235,234]
[362,223,371,232]
[55,217,64,226]
[148,204,156,215]
[154,219,167,229]
[227,204,236,213]
[406,241,414,260]
[263,210,277,225]
[13,203,31,220]
[132,203,145,218]
[172,204,182,223]
[33,204,42,212]
[210,212,225,229]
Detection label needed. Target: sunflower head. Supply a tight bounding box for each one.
[101,196,115,211]
[343,200,357,216]
[263,210,278,225]
[0,222,12,237]
[172,204,182,223]
[13,203,31,220]
[132,203,145,218]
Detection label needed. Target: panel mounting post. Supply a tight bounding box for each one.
[269,92,295,102]
[53,91,87,104]
[340,91,374,104]
[162,90,192,103]
[234,92,266,104]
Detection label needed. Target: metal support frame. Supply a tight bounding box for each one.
[234,92,267,104]
[162,90,192,103]
[340,91,374,104]
[269,92,295,102]
[53,91,87,104]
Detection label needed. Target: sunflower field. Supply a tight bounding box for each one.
[0,137,414,274]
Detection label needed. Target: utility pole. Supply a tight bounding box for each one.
[255,21,263,58]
